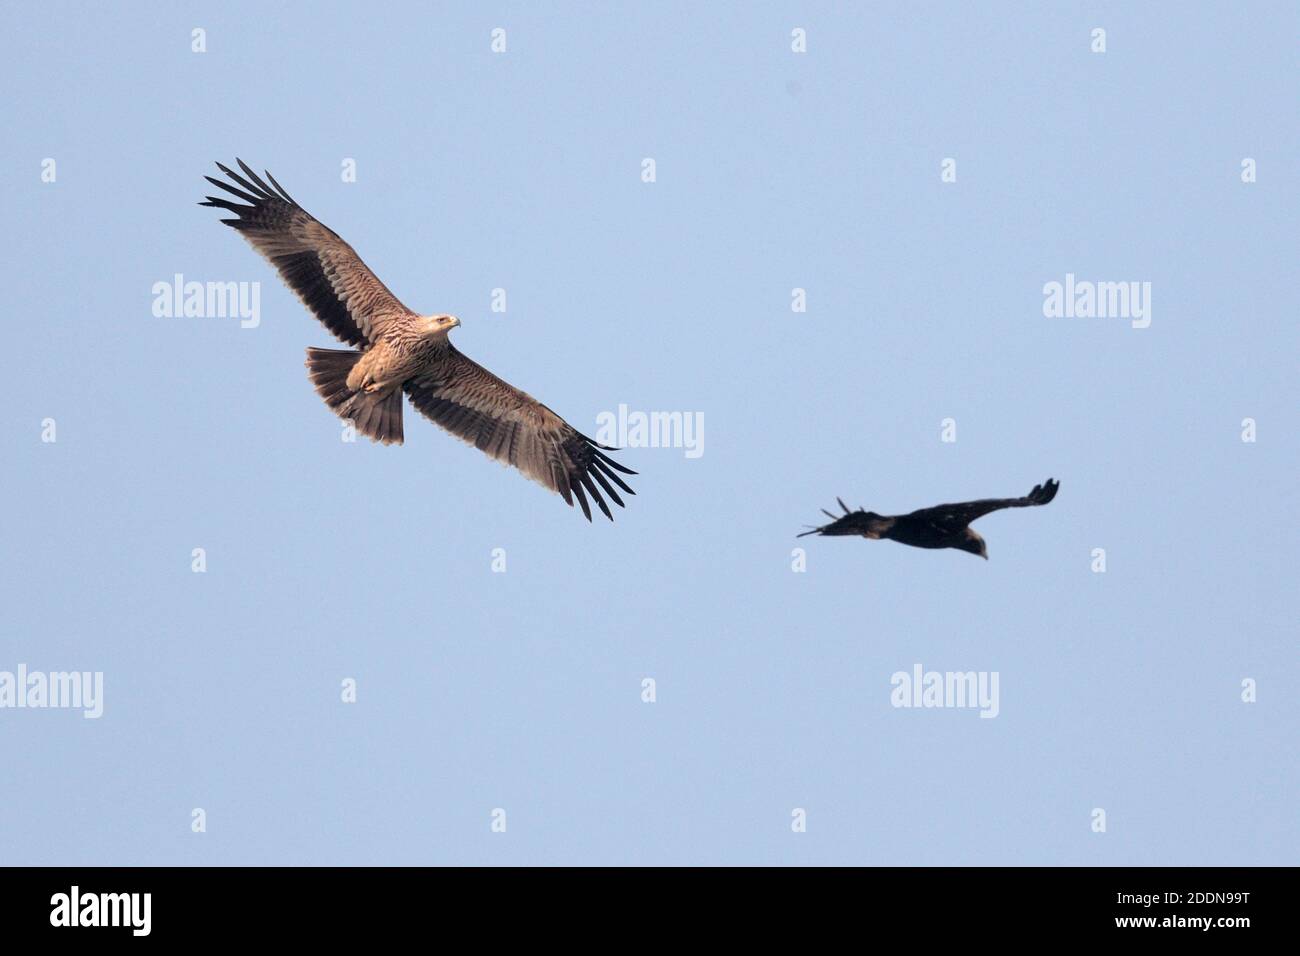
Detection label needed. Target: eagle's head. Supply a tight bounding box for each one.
[424,314,461,335]
[958,529,988,560]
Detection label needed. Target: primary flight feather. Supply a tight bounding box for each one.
[200,160,635,521]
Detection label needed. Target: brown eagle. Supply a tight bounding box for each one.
[200,160,634,521]
[798,479,1059,559]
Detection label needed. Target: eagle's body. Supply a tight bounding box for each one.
[201,160,634,521]
[799,479,1060,559]
[345,335,445,396]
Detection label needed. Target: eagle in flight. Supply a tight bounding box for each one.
[798,479,1059,559]
[201,160,634,521]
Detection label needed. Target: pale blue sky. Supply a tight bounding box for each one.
[2,2,1295,865]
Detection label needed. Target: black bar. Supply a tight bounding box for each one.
[0,866,1284,941]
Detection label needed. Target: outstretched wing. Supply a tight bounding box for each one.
[797,498,893,539]
[200,159,414,347]
[404,345,636,521]
[907,478,1059,526]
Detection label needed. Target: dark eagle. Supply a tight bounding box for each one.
[200,160,634,521]
[798,479,1060,559]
